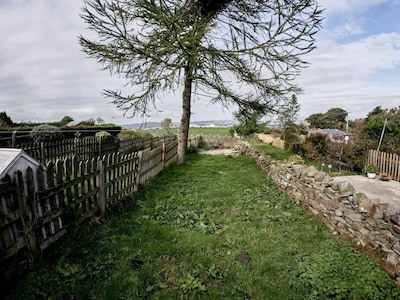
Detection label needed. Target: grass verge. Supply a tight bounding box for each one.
[250,138,293,161]
[3,154,399,299]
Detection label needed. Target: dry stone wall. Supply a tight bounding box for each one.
[201,136,400,284]
[257,133,285,149]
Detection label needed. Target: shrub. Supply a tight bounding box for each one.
[301,133,328,163]
[284,132,302,151]
[366,163,378,174]
[95,131,111,138]
[286,154,305,165]
[229,123,264,137]
[30,124,63,144]
[117,129,141,139]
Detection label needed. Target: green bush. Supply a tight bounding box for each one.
[117,129,141,139]
[95,131,111,138]
[286,154,305,165]
[30,124,63,144]
[229,123,265,136]
[366,163,378,173]
[301,133,328,163]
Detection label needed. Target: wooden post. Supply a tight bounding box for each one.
[98,159,106,217]
[14,171,40,263]
[12,130,16,148]
[98,138,102,157]
[134,151,142,192]
[39,142,44,164]
[162,143,166,170]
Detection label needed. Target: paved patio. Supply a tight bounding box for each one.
[334,175,400,212]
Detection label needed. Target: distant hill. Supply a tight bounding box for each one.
[122,120,235,129]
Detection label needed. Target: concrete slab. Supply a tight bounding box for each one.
[334,175,400,212]
[198,149,240,156]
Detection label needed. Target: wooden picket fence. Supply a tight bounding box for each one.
[11,135,177,165]
[367,149,400,182]
[0,138,178,262]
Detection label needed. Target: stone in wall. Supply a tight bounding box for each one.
[354,192,367,205]
[370,203,389,219]
[332,180,354,196]
[359,198,380,213]
[391,212,400,226]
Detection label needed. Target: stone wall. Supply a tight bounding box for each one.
[257,133,285,149]
[201,136,400,284]
[197,135,241,149]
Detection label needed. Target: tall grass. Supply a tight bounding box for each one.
[3,154,398,299]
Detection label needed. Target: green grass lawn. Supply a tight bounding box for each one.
[249,138,293,161]
[3,154,398,299]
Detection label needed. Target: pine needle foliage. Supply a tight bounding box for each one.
[79,0,323,163]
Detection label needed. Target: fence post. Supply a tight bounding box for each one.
[40,142,46,164]
[98,159,106,217]
[134,151,142,192]
[74,137,79,159]
[14,171,40,263]
[98,138,102,157]
[12,130,16,148]
[162,143,166,170]
[115,136,119,153]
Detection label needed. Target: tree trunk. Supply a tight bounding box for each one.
[177,60,194,165]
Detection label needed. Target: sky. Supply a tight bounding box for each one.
[1,0,400,126]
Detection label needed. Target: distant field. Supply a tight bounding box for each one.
[140,127,230,136]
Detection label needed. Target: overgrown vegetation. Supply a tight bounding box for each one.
[118,129,141,139]
[250,138,357,176]
[30,124,64,144]
[0,111,15,128]
[3,154,398,299]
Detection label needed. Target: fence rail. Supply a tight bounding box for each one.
[0,138,178,262]
[1,134,177,165]
[368,149,400,182]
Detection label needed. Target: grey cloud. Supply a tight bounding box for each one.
[1,0,400,126]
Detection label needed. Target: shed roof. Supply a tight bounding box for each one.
[0,148,40,179]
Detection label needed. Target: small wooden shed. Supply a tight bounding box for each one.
[0,148,42,181]
[0,149,50,260]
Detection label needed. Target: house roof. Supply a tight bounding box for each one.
[320,129,348,136]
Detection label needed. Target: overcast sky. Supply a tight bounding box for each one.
[1,0,400,125]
